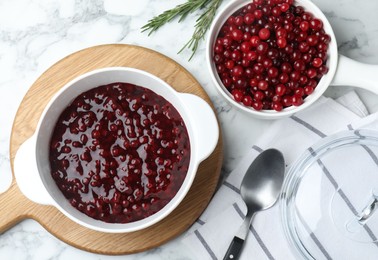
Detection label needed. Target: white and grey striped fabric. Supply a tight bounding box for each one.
[182,91,378,260]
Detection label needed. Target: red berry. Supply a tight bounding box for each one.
[268,67,279,78]
[240,41,252,53]
[259,28,271,40]
[231,29,243,41]
[299,21,309,31]
[304,85,314,95]
[252,100,263,110]
[306,35,319,46]
[280,3,290,12]
[225,60,235,69]
[277,37,287,48]
[246,51,258,61]
[244,13,255,25]
[307,68,317,78]
[254,91,265,100]
[291,94,304,106]
[256,42,269,54]
[232,65,244,77]
[258,80,269,90]
[232,89,244,102]
[272,101,283,111]
[312,57,323,67]
[310,18,323,30]
[242,95,253,106]
[275,84,286,96]
[250,35,261,47]
[254,9,263,19]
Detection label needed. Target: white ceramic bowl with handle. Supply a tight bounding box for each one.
[13,67,219,233]
[207,0,378,119]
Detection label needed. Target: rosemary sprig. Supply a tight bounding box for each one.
[141,0,224,60]
[179,0,223,60]
[141,0,212,36]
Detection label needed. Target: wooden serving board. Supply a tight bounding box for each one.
[6,44,223,255]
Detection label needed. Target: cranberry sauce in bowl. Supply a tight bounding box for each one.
[207,0,337,119]
[25,67,218,233]
[49,82,190,224]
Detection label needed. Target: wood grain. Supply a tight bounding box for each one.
[7,44,223,255]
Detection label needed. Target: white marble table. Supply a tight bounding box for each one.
[1,0,378,259]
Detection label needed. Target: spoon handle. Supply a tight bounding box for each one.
[223,211,254,260]
[223,236,244,260]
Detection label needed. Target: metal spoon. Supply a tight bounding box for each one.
[223,148,285,260]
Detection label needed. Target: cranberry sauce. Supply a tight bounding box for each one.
[49,82,191,223]
[213,0,331,111]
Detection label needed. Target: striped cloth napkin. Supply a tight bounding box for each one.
[181,91,378,260]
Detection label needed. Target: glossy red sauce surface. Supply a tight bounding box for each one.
[49,82,190,223]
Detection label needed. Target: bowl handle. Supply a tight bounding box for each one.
[13,135,54,205]
[331,54,378,94]
[179,93,219,162]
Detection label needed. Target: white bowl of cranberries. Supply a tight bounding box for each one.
[14,67,219,233]
[207,0,338,119]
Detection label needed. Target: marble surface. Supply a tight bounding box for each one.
[1,0,378,259]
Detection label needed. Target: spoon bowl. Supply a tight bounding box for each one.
[241,149,286,212]
[224,149,285,260]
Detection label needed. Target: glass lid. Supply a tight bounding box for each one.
[281,129,378,259]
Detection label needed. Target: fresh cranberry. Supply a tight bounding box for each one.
[254,9,263,19]
[291,93,304,106]
[275,84,286,96]
[232,65,244,77]
[227,16,235,25]
[241,41,252,53]
[276,37,287,48]
[306,35,319,46]
[267,66,279,78]
[318,65,329,75]
[244,13,255,25]
[279,73,289,83]
[254,90,265,100]
[214,44,224,54]
[307,68,317,78]
[250,35,261,47]
[299,21,309,31]
[246,50,258,61]
[50,83,190,223]
[231,50,242,61]
[293,60,306,71]
[276,27,287,38]
[302,12,313,21]
[252,100,263,110]
[272,101,283,111]
[259,28,271,40]
[258,80,269,90]
[299,42,310,52]
[243,32,252,41]
[312,57,323,67]
[310,18,323,30]
[304,85,314,95]
[297,31,308,41]
[242,95,253,106]
[256,42,269,54]
[241,59,251,67]
[280,3,290,12]
[225,60,235,69]
[281,62,292,73]
[232,89,244,102]
[231,29,244,41]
